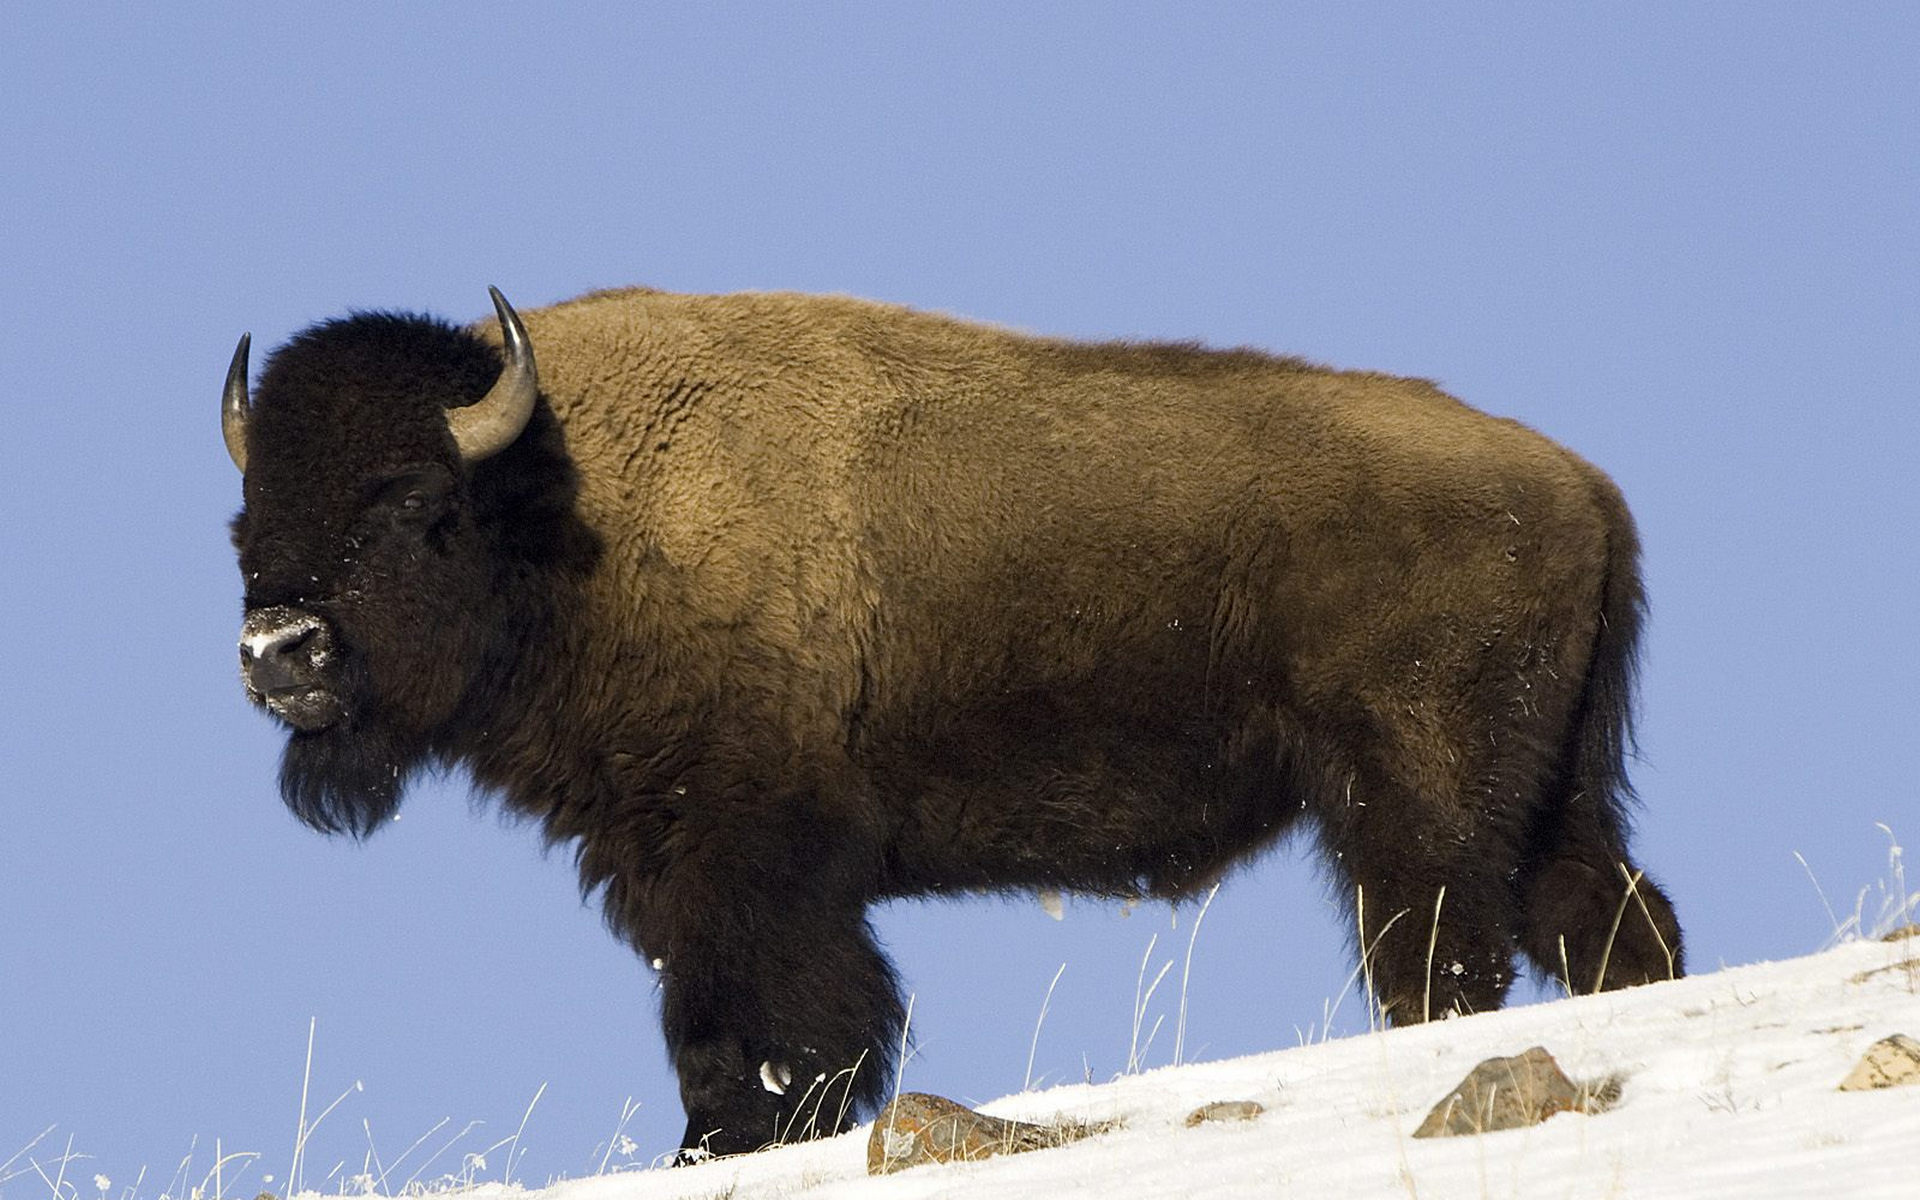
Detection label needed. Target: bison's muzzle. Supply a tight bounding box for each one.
[240,606,343,730]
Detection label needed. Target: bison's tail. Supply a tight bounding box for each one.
[1573,468,1646,827]
[1515,467,1684,993]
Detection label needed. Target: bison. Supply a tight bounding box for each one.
[224,285,1682,1157]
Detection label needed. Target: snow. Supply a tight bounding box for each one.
[436,938,1918,1200]
[239,613,324,661]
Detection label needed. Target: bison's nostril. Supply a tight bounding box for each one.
[239,611,331,695]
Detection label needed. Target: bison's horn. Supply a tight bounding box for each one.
[448,286,539,462]
[223,332,252,473]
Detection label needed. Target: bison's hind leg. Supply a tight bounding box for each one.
[1513,800,1683,995]
[1512,475,1683,995]
[1313,765,1527,1025]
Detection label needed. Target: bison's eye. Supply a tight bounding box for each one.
[371,467,454,527]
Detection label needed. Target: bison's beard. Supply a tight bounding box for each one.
[279,713,428,838]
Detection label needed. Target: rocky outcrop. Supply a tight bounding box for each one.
[1184,1099,1266,1126]
[1414,1046,1621,1138]
[867,1093,1111,1175]
[1838,1034,1920,1091]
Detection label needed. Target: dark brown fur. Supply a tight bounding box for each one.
[228,287,1682,1157]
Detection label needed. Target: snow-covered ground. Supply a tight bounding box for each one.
[467,936,1920,1199]
[10,938,1913,1200]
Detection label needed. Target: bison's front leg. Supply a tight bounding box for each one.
[649,878,905,1158]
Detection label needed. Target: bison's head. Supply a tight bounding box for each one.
[225,289,587,835]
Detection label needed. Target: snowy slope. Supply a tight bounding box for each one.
[463,937,1920,1199]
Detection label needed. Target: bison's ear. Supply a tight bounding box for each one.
[447,287,539,462]
[223,332,251,473]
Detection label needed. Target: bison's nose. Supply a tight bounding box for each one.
[240,608,332,693]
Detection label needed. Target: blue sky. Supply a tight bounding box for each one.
[3,1,1915,1188]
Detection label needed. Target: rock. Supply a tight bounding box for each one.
[867,1092,1110,1175]
[1881,923,1920,943]
[1184,1100,1266,1126]
[1413,1046,1621,1138]
[1839,1034,1920,1091]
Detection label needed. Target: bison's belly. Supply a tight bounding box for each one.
[864,687,1302,900]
